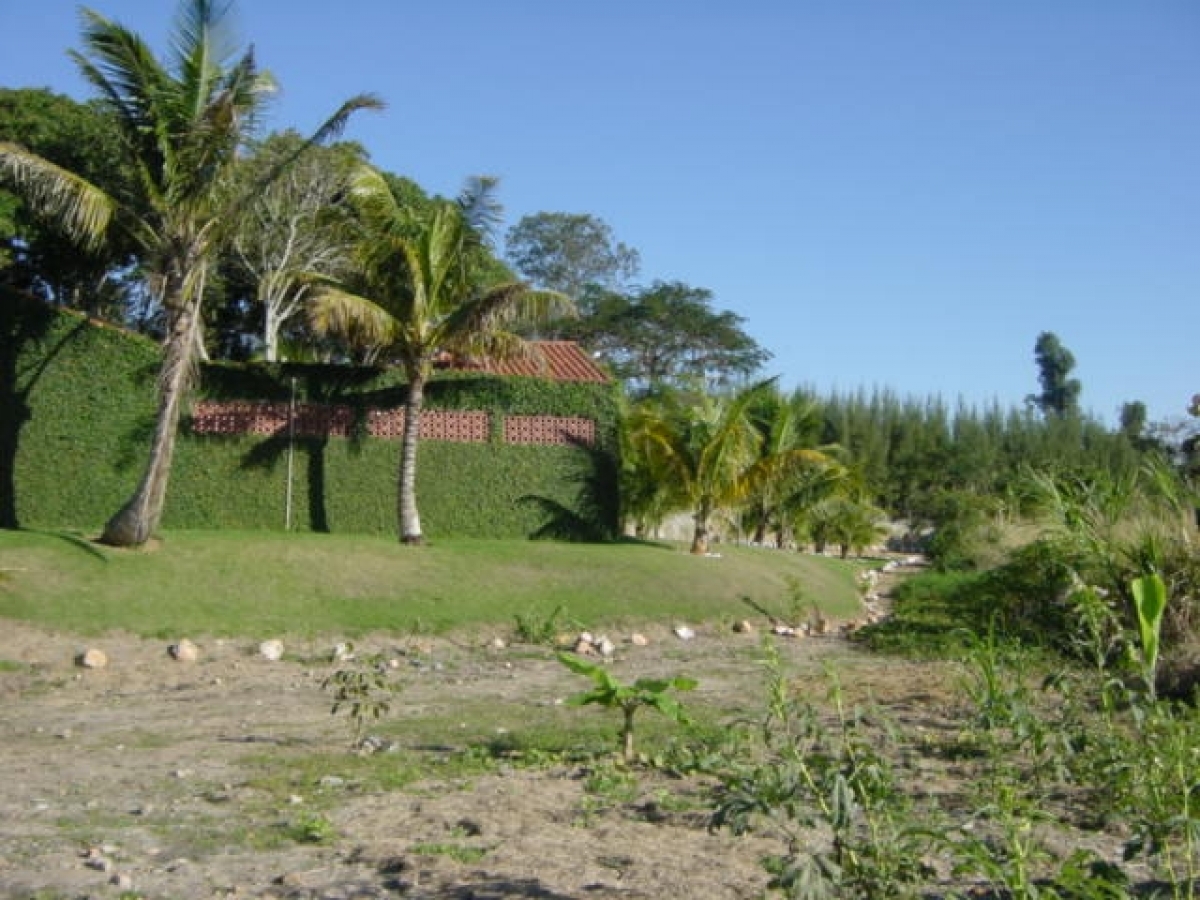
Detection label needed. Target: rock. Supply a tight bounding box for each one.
[673,625,696,641]
[572,637,596,655]
[489,636,507,650]
[732,620,755,634]
[110,872,133,890]
[76,648,108,669]
[771,624,796,637]
[169,639,199,662]
[629,632,649,647]
[258,639,284,661]
[332,642,354,661]
[596,636,616,657]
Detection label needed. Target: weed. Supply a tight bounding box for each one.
[288,811,336,844]
[513,603,575,645]
[709,641,933,899]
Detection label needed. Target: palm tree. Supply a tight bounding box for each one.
[308,167,573,544]
[626,379,789,555]
[743,387,841,546]
[0,0,380,546]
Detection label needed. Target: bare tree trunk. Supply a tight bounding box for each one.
[397,372,425,545]
[100,296,201,547]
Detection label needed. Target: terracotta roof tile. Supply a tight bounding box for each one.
[447,341,610,383]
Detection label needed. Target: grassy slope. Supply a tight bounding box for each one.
[0,530,866,638]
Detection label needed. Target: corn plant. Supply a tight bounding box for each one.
[1130,572,1167,700]
[556,652,695,763]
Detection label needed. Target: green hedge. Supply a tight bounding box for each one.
[5,300,620,538]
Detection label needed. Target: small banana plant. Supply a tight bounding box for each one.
[557,652,696,762]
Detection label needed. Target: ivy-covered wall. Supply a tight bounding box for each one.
[4,298,620,538]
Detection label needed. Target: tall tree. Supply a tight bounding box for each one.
[227,131,366,361]
[1027,331,1082,418]
[308,167,574,544]
[505,211,640,303]
[0,0,380,546]
[580,280,770,393]
[0,88,136,320]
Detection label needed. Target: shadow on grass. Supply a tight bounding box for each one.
[23,528,111,563]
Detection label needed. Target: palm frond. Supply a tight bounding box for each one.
[308,285,399,352]
[0,142,114,250]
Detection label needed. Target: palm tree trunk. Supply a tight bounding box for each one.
[690,501,711,555]
[100,298,200,547]
[397,371,425,545]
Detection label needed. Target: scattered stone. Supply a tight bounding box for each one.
[258,639,284,661]
[732,620,756,635]
[572,636,596,656]
[110,872,134,890]
[318,775,345,788]
[771,623,797,637]
[169,639,199,662]
[672,625,696,641]
[595,636,616,657]
[76,648,108,669]
[629,632,649,647]
[332,642,354,661]
[489,636,507,650]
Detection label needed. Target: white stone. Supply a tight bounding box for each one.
[672,625,695,641]
[169,639,199,662]
[76,648,108,669]
[630,632,649,646]
[258,639,284,661]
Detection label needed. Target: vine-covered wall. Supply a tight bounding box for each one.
[4,298,619,539]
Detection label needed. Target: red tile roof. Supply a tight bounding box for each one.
[439,341,610,383]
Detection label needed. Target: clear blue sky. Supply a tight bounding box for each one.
[2,1,1197,427]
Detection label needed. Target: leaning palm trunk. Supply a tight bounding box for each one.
[100,287,203,546]
[397,372,426,544]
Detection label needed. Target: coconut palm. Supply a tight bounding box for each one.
[308,167,574,544]
[0,0,380,546]
[626,379,793,555]
[742,387,842,546]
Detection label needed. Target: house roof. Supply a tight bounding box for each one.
[438,341,610,383]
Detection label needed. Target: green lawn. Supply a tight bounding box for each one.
[0,529,867,638]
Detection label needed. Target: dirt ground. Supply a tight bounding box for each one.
[0,561,1137,900]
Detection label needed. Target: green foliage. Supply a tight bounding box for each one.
[709,643,933,899]
[1131,573,1167,699]
[321,646,400,749]
[11,305,619,538]
[512,603,575,646]
[557,652,696,762]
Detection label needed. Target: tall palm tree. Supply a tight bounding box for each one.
[0,1,380,546]
[308,167,573,544]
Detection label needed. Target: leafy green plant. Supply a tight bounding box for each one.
[320,645,400,749]
[289,811,336,844]
[709,642,932,899]
[556,652,696,762]
[1130,572,1167,700]
[513,603,573,645]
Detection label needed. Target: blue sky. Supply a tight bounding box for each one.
[2,1,1197,427]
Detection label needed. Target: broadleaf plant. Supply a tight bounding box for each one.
[557,652,696,762]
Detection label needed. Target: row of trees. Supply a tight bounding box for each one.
[3,1,1195,561]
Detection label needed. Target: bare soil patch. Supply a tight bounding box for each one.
[0,604,965,900]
